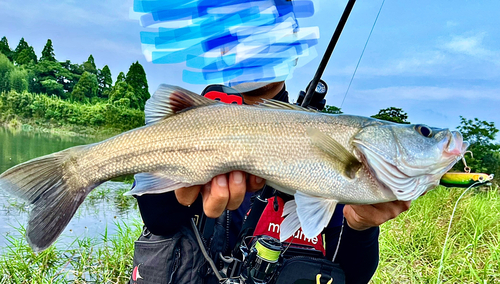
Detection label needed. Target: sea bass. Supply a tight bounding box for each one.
[0,85,468,251]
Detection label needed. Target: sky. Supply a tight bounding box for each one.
[0,0,499,140]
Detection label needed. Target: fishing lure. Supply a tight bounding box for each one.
[439,151,494,188]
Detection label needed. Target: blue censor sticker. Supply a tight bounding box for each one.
[133,0,319,86]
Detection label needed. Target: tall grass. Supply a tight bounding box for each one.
[0,221,142,284]
[372,185,500,283]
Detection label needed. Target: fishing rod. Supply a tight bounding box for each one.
[300,0,356,109]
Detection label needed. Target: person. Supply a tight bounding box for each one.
[129,81,411,284]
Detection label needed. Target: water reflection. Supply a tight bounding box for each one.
[0,126,141,249]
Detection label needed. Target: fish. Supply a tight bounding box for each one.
[0,84,468,252]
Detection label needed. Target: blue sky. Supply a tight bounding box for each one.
[0,0,499,138]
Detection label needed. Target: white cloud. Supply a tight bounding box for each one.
[440,32,500,64]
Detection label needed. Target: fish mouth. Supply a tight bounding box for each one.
[444,131,469,158]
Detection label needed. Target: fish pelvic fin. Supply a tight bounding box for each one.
[306,127,362,179]
[0,145,98,252]
[145,84,218,124]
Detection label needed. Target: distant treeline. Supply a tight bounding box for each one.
[0,36,148,131]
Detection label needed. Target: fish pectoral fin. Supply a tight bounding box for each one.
[280,200,301,242]
[125,173,192,196]
[294,192,338,239]
[258,99,318,112]
[145,84,218,124]
[306,127,362,179]
[280,193,338,242]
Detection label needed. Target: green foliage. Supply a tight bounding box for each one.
[116,71,126,82]
[371,107,411,124]
[108,81,141,109]
[14,38,37,65]
[0,53,14,92]
[453,117,500,182]
[0,220,141,283]
[40,39,56,62]
[40,79,64,98]
[8,68,29,93]
[60,60,84,93]
[321,105,343,114]
[125,61,149,110]
[71,71,98,102]
[97,65,112,99]
[373,186,500,283]
[30,60,68,97]
[83,54,97,75]
[0,90,144,131]
[0,36,13,61]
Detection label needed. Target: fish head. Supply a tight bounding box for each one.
[353,123,469,201]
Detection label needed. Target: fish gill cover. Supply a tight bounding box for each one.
[133,0,319,86]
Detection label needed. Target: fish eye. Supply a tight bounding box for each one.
[415,125,433,138]
[478,176,484,181]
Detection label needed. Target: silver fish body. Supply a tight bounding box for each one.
[0,85,467,251]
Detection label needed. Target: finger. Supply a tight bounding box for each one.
[201,175,230,218]
[175,185,202,206]
[247,174,266,192]
[226,171,247,210]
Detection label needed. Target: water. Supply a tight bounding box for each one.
[0,126,141,249]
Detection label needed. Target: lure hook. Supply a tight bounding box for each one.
[461,151,473,173]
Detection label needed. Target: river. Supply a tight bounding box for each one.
[0,126,141,249]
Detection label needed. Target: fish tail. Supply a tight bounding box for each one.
[0,145,98,251]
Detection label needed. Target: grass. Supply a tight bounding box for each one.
[1,185,499,283]
[0,221,142,284]
[372,185,500,283]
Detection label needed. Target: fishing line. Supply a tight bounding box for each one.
[436,182,481,284]
[340,0,386,108]
[331,216,345,262]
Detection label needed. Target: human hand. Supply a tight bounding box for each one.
[343,201,411,231]
[175,171,266,218]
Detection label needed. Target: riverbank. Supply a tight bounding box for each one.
[1,115,125,140]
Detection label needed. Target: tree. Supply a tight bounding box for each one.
[9,68,29,93]
[61,60,84,93]
[14,38,37,65]
[15,47,37,65]
[40,39,56,62]
[0,53,14,92]
[97,65,112,98]
[453,117,500,178]
[30,60,67,97]
[108,80,141,109]
[71,71,98,102]
[125,61,149,110]
[371,107,410,124]
[83,54,97,74]
[0,36,13,62]
[116,71,126,82]
[322,105,343,114]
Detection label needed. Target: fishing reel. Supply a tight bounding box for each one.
[220,235,283,284]
[296,79,328,111]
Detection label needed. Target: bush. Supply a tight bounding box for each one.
[0,90,144,131]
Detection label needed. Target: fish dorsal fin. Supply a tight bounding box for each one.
[306,127,362,179]
[145,84,218,124]
[258,99,318,112]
